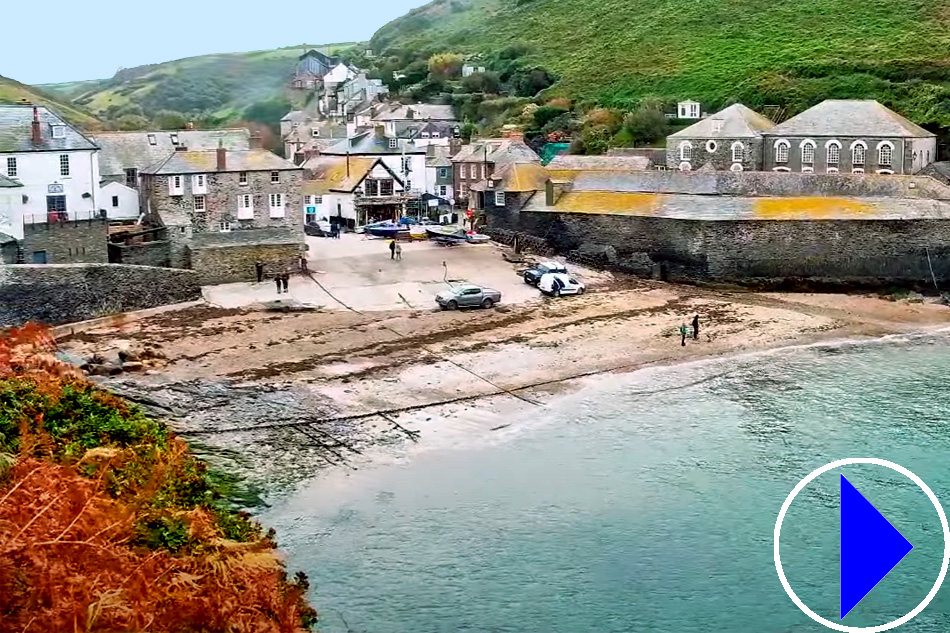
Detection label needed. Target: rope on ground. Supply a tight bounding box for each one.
[302,270,542,407]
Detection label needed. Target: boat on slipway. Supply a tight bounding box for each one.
[425,226,491,244]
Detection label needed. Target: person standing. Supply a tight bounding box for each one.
[389,239,396,260]
[281,273,289,294]
[299,254,308,275]
[395,242,403,261]
[275,274,282,294]
[680,323,688,347]
[255,260,264,283]
[692,314,700,340]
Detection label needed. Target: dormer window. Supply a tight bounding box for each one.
[51,125,66,139]
[711,120,723,134]
[170,133,179,145]
[389,139,398,149]
[312,129,321,137]
[421,132,430,138]
[432,132,441,138]
[147,134,157,145]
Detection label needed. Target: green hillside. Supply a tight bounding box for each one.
[369,0,950,127]
[0,75,101,129]
[39,43,358,124]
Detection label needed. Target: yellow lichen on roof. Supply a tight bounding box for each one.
[504,163,551,192]
[304,157,376,194]
[554,191,663,215]
[753,197,874,219]
[546,169,583,182]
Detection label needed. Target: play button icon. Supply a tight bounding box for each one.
[775,458,950,632]
[840,474,914,619]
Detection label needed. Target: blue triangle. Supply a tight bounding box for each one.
[840,474,914,619]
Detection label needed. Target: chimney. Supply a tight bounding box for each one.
[374,125,385,140]
[31,107,41,146]
[216,141,227,171]
[249,132,263,149]
[545,179,554,206]
[449,138,463,157]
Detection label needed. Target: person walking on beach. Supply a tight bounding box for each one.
[275,274,282,294]
[395,241,402,261]
[255,260,264,283]
[389,239,396,260]
[680,323,688,347]
[299,254,308,275]
[281,273,289,294]
[692,314,700,340]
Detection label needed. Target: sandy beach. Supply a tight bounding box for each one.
[58,238,950,498]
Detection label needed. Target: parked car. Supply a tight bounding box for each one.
[435,284,502,310]
[539,273,586,297]
[305,220,333,237]
[523,261,568,286]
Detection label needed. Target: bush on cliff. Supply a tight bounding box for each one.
[0,324,317,631]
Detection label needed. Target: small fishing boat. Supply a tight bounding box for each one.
[364,222,407,238]
[425,225,491,243]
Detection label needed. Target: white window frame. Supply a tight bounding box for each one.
[711,120,723,134]
[827,167,839,174]
[851,141,867,166]
[269,193,285,218]
[877,141,894,167]
[459,164,467,179]
[239,171,249,186]
[5,157,16,177]
[192,173,207,194]
[169,133,179,145]
[219,219,232,232]
[59,154,70,177]
[876,169,894,175]
[51,125,66,139]
[679,162,692,172]
[439,185,447,196]
[439,168,448,178]
[730,163,743,172]
[826,140,841,166]
[494,191,505,206]
[679,141,693,161]
[314,195,323,204]
[168,174,183,195]
[802,166,814,174]
[237,193,254,219]
[800,139,816,165]
[270,171,280,184]
[774,139,790,164]
[193,195,206,211]
[311,128,320,137]
[388,138,398,149]
[772,166,791,173]
[432,131,441,138]
[705,140,718,153]
[731,142,744,163]
[421,132,430,138]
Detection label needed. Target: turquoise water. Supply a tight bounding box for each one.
[263,333,950,632]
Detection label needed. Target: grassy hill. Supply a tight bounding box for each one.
[0,75,101,128]
[39,43,358,124]
[369,0,950,127]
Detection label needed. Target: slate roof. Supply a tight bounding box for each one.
[768,100,935,138]
[0,105,97,153]
[302,156,403,194]
[425,145,453,168]
[374,104,457,122]
[321,132,425,155]
[669,104,774,139]
[547,154,653,172]
[142,149,298,175]
[281,110,309,123]
[189,227,303,249]
[525,189,950,221]
[0,174,22,188]
[466,140,547,192]
[452,138,541,164]
[93,129,250,176]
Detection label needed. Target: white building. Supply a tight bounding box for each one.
[302,156,407,228]
[0,104,100,223]
[0,174,24,240]
[677,100,702,120]
[100,181,140,221]
[317,130,428,196]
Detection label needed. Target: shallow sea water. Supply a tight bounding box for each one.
[262,332,950,633]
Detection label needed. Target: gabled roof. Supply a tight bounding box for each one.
[468,140,546,192]
[669,104,774,139]
[142,149,298,175]
[302,156,403,194]
[0,173,22,188]
[281,110,310,123]
[452,138,541,165]
[93,129,251,176]
[426,145,453,168]
[767,100,935,138]
[322,132,425,155]
[0,105,97,153]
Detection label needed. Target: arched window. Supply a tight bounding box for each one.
[730,163,744,172]
[679,161,692,172]
[851,142,866,166]
[801,140,816,165]
[731,142,744,163]
[775,140,790,164]
[826,141,841,166]
[877,142,893,167]
[679,142,693,161]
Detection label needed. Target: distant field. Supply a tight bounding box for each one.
[0,75,101,128]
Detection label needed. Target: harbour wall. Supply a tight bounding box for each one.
[487,210,950,290]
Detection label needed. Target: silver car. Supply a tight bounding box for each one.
[435,284,502,310]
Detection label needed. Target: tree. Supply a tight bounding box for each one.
[533,105,570,130]
[509,67,555,97]
[580,125,611,155]
[115,114,150,131]
[461,71,501,95]
[623,107,670,145]
[153,110,187,130]
[428,53,464,80]
[460,122,476,143]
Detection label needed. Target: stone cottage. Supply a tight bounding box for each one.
[762,100,937,175]
[141,146,303,282]
[667,104,775,172]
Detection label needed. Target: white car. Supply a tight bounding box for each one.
[538,273,586,296]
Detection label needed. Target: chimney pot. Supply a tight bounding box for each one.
[249,133,263,149]
[216,144,227,171]
[31,107,41,146]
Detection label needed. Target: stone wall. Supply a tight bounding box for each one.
[666,137,762,172]
[108,240,171,267]
[0,264,201,327]
[489,209,950,290]
[18,218,108,264]
[187,228,304,285]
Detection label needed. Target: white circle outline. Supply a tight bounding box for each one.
[774,458,950,632]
